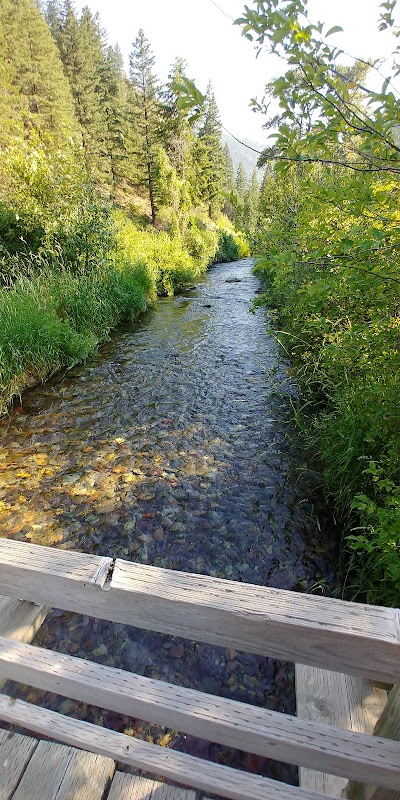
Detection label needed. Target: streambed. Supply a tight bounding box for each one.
[0,259,337,785]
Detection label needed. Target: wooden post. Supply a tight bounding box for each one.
[347,685,400,800]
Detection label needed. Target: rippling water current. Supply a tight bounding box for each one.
[0,259,337,788]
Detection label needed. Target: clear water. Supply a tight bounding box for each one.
[0,259,337,785]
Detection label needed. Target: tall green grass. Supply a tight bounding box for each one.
[0,211,246,413]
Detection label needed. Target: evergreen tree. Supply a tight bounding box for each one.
[44,0,64,45]
[100,44,129,197]
[0,0,77,146]
[128,29,164,225]
[221,142,236,219]
[163,57,193,179]
[0,0,25,145]
[48,1,111,182]
[194,82,225,218]
[236,162,248,202]
[243,167,260,235]
[223,143,235,192]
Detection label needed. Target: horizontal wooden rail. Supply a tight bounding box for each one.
[0,694,341,800]
[0,540,398,682]
[0,636,399,789]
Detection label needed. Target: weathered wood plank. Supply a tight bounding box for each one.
[0,595,49,643]
[0,729,38,800]
[0,636,399,789]
[0,540,398,682]
[0,594,49,690]
[346,685,400,800]
[9,739,114,800]
[0,694,343,800]
[108,773,197,800]
[108,773,162,800]
[12,740,74,800]
[0,540,111,588]
[55,748,114,799]
[296,666,388,797]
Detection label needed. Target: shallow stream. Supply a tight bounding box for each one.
[0,259,337,785]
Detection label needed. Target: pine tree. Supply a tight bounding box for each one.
[163,57,192,179]
[221,142,236,219]
[128,29,164,225]
[236,162,248,202]
[44,0,64,45]
[48,1,111,183]
[100,44,129,197]
[243,167,260,234]
[0,0,77,147]
[223,143,235,192]
[194,82,225,218]
[0,0,24,144]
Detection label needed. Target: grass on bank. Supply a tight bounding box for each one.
[0,212,249,414]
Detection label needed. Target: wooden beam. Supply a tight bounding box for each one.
[0,694,340,800]
[0,540,398,682]
[0,637,399,789]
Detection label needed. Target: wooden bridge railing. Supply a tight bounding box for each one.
[0,539,398,800]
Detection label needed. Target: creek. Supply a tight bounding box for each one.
[0,258,337,785]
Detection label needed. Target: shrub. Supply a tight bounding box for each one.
[213,231,250,263]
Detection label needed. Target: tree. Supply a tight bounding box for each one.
[163,57,195,181]
[194,82,225,218]
[0,0,77,147]
[236,1,400,175]
[48,1,111,183]
[243,167,260,235]
[100,44,129,197]
[223,143,235,192]
[236,162,248,201]
[128,29,164,225]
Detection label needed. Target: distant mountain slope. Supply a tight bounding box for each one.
[222,132,265,177]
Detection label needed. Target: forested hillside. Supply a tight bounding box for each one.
[240,0,400,604]
[221,132,263,177]
[0,0,249,412]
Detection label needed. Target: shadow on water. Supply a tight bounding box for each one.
[0,259,338,788]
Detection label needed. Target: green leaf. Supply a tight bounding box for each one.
[325,25,344,36]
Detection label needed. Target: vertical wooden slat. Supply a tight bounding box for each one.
[296,665,388,797]
[346,685,400,800]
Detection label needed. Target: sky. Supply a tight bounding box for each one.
[85,0,397,144]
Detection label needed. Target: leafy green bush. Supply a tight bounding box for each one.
[113,213,201,296]
[348,461,400,606]
[213,231,250,263]
[0,136,115,274]
[255,168,400,606]
[184,218,219,272]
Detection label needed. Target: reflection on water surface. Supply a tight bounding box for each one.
[0,259,337,786]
